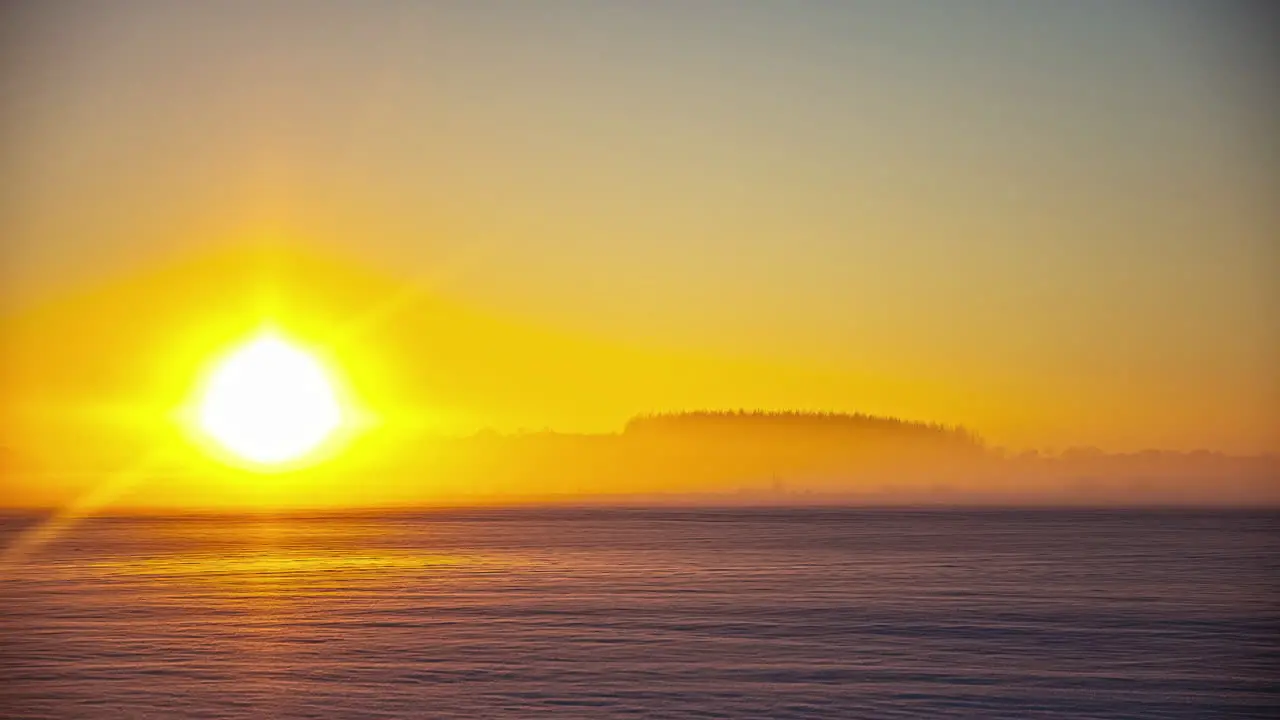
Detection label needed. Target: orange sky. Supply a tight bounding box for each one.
[2,0,1277,489]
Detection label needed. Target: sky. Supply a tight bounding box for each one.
[2,0,1277,457]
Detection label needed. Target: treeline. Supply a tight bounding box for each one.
[422,413,1276,504]
[4,413,1276,509]
[623,410,983,447]
[407,410,995,499]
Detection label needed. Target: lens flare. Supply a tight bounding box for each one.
[197,334,342,465]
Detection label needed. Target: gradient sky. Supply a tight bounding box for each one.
[3,0,1277,454]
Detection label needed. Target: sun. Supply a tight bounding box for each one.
[196,333,344,466]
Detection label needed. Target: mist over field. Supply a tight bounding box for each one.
[4,410,1275,510]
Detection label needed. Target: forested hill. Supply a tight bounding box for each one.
[623,410,983,448]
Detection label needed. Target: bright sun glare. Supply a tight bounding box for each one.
[197,334,343,465]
